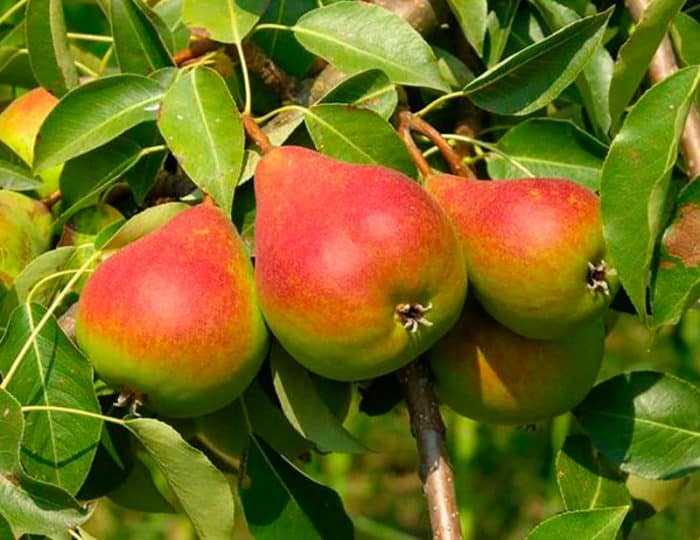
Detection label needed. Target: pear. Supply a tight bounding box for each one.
[0,190,52,291]
[254,146,467,381]
[0,88,61,197]
[425,175,617,339]
[75,204,269,417]
[427,301,604,425]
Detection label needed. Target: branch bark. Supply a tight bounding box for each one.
[397,360,463,540]
[627,0,700,180]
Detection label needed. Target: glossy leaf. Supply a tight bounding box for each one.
[484,0,520,67]
[609,0,686,129]
[317,69,398,119]
[600,67,700,318]
[652,180,700,326]
[488,118,606,189]
[0,159,43,191]
[25,0,78,96]
[294,2,449,92]
[110,0,173,74]
[304,104,416,178]
[125,418,235,540]
[526,507,629,540]
[34,75,164,171]
[0,305,102,495]
[447,0,487,56]
[182,0,269,44]
[240,437,354,540]
[95,202,188,250]
[0,388,23,472]
[157,66,244,213]
[270,343,365,454]
[575,371,700,479]
[556,435,630,510]
[671,12,700,66]
[463,9,611,115]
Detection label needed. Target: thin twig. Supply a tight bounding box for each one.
[398,110,432,179]
[173,38,219,66]
[397,360,463,540]
[41,190,62,211]
[627,0,700,180]
[408,114,475,179]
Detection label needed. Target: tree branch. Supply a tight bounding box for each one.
[397,360,463,540]
[398,110,433,179]
[627,0,700,180]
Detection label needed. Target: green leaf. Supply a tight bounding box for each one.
[294,1,449,92]
[34,74,165,171]
[652,180,700,326]
[125,418,235,540]
[157,67,244,213]
[25,0,78,96]
[270,343,365,454]
[487,118,607,189]
[447,0,487,56]
[195,399,250,468]
[608,0,687,129]
[110,0,174,74]
[0,159,43,191]
[556,435,630,510]
[0,305,102,495]
[600,66,700,318]
[463,9,611,115]
[484,0,520,67]
[108,452,175,514]
[526,507,629,540]
[317,69,398,119]
[304,104,416,178]
[240,437,354,540]
[575,371,700,479]
[0,388,23,472]
[671,12,700,66]
[95,202,188,250]
[0,47,37,88]
[530,0,613,136]
[182,0,269,44]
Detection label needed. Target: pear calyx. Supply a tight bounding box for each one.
[396,302,434,333]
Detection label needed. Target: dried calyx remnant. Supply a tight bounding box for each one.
[115,389,145,415]
[396,302,434,333]
[587,260,615,296]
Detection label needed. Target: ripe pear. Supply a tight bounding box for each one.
[0,88,61,197]
[425,175,617,339]
[427,301,604,425]
[0,190,52,290]
[254,146,467,381]
[75,204,269,417]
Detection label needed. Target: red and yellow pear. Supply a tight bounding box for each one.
[427,301,604,425]
[75,203,269,417]
[254,146,467,381]
[425,175,617,339]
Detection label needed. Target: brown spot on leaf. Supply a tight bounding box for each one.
[663,203,700,267]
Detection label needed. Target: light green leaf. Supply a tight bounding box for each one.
[526,507,629,540]
[317,69,398,119]
[485,0,520,67]
[157,66,244,213]
[95,202,188,250]
[671,12,700,66]
[294,1,449,92]
[447,0,488,56]
[182,0,269,44]
[0,159,43,191]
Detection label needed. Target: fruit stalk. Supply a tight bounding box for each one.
[397,360,463,540]
[627,0,700,179]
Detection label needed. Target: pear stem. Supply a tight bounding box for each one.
[173,38,219,66]
[243,114,273,154]
[407,114,475,179]
[398,110,433,179]
[41,190,62,210]
[397,360,463,540]
[627,0,700,180]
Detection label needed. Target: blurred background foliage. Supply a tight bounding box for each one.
[80,310,700,540]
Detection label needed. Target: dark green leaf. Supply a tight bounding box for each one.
[575,371,700,479]
[487,118,606,189]
[34,74,165,171]
[110,0,173,74]
[463,9,611,115]
[0,388,23,472]
[671,12,700,66]
[0,47,37,88]
[270,343,365,454]
[125,418,235,540]
[556,435,630,510]
[652,180,700,326]
[447,0,487,56]
[157,66,244,213]
[108,452,175,514]
[195,399,250,468]
[484,0,520,67]
[25,0,78,96]
[240,437,354,540]
[304,104,416,178]
[0,159,43,191]
[0,304,102,495]
[600,66,700,318]
[526,507,629,540]
[609,0,686,129]
[317,69,398,119]
[294,2,449,92]
[182,0,269,44]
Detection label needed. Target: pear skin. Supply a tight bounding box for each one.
[428,301,604,425]
[254,146,467,381]
[426,175,617,339]
[76,204,269,417]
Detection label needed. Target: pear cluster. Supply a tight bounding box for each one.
[75,145,616,425]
